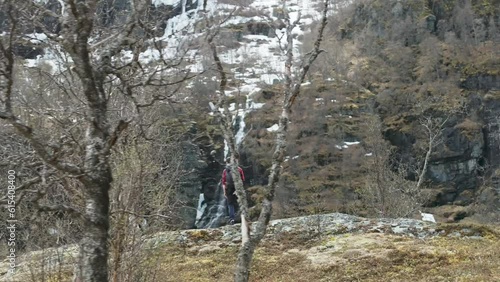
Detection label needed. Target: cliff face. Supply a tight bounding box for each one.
[0,0,196,58]
[354,0,500,214]
[424,90,499,205]
[187,0,500,220]
[167,118,226,229]
[237,0,500,221]
[483,93,500,171]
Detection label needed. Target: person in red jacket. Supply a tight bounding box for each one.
[222,158,245,225]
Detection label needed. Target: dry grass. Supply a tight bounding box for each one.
[153,226,500,282]
[5,225,499,282]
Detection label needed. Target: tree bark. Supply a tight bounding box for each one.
[234,239,255,281]
[76,177,111,282]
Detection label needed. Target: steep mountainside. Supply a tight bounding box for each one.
[0,1,499,280]
[238,0,500,222]
[156,0,500,224]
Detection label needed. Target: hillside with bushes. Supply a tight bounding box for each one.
[240,0,500,223]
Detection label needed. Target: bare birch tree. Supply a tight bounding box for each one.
[0,1,195,280]
[207,1,329,281]
[362,112,449,217]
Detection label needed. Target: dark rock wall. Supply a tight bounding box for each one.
[340,0,500,211]
[176,141,205,229]
[388,92,499,207]
[483,93,500,170]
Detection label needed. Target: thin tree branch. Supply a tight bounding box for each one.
[110,209,172,220]
[104,119,131,154]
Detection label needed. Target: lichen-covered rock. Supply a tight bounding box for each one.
[145,212,492,250]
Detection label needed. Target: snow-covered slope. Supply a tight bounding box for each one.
[24,0,332,124]
[156,0,330,144]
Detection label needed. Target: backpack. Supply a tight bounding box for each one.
[225,167,235,193]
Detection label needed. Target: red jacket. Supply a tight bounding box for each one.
[222,166,245,186]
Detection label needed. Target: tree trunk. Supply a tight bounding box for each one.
[234,240,255,281]
[76,177,111,282]
[233,109,290,282]
[75,120,112,281]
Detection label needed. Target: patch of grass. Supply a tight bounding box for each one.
[435,223,500,239]
[315,234,500,282]
[17,228,500,282]
[150,228,500,282]
[455,118,482,140]
[188,230,217,242]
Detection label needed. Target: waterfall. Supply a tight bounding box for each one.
[205,182,227,228]
[234,112,246,147]
[194,90,265,229]
[195,180,227,228]
[182,0,187,14]
[195,193,206,223]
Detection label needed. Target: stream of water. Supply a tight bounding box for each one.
[195,180,227,228]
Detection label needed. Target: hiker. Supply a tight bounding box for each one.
[222,158,245,225]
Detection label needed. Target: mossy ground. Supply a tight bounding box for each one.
[6,224,498,282]
[152,226,500,282]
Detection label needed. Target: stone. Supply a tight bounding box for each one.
[391,2,404,17]
[198,245,221,255]
[392,226,407,234]
[342,249,367,259]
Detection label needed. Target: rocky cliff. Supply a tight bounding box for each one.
[236,0,500,222]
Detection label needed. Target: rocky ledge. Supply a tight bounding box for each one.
[146,213,495,251]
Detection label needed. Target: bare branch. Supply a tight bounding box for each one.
[36,203,82,217]
[104,119,131,154]
[98,0,150,73]
[285,0,328,109]
[0,115,82,174]
[111,209,172,220]
[0,176,41,206]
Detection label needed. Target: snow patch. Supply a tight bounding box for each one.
[26,33,47,43]
[267,124,280,132]
[152,0,180,7]
[420,211,436,223]
[24,46,73,74]
[336,141,361,150]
